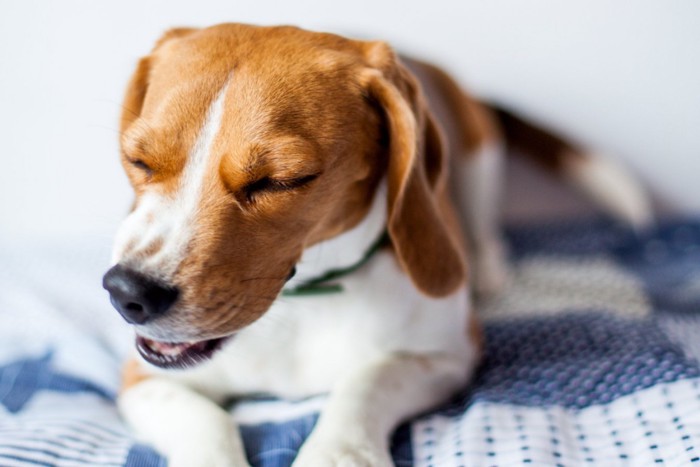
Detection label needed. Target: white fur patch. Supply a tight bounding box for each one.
[565,152,654,230]
[112,82,230,279]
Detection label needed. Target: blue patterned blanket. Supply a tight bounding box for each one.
[1,218,700,466]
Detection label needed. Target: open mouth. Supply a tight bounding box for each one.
[136,335,232,369]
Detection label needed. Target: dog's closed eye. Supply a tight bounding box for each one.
[127,158,153,175]
[240,174,319,204]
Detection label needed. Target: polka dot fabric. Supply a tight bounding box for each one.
[413,379,700,466]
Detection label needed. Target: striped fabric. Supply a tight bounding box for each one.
[1,218,700,466]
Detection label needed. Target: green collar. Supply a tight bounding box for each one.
[282,231,389,297]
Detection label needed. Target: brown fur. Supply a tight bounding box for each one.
[493,106,584,172]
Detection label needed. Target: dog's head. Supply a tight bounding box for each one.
[104,24,465,368]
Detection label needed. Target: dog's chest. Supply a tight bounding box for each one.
[171,251,471,400]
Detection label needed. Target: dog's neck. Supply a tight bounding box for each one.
[286,182,387,291]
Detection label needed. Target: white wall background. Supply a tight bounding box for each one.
[1,0,699,238]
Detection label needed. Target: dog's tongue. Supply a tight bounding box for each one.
[144,339,198,357]
[136,335,229,369]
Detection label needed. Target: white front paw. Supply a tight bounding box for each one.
[293,440,393,467]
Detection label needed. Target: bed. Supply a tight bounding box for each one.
[2,216,700,466]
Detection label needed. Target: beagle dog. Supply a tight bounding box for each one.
[103,23,651,466]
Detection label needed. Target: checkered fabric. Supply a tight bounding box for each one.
[1,218,700,466]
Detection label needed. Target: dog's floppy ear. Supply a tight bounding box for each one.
[361,42,467,297]
[120,28,197,133]
[120,57,151,133]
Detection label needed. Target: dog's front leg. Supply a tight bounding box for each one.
[119,378,250,467]
[293,353,471,467]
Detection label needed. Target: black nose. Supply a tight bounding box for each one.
[102,265,179,324]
